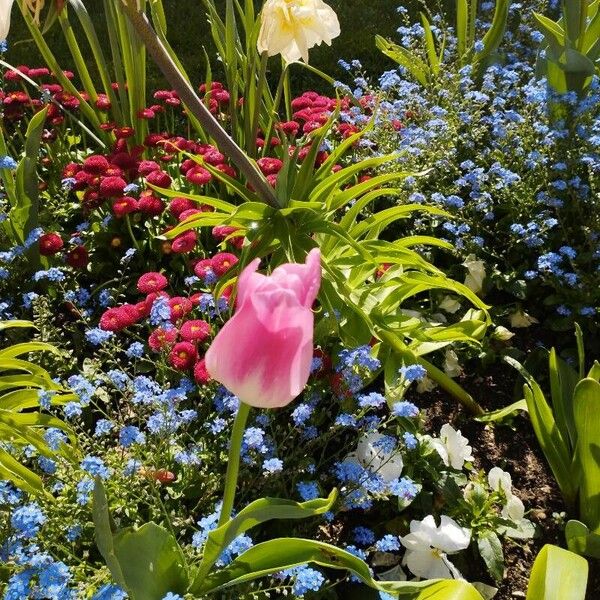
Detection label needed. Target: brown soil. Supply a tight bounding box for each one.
[423,359,600,599]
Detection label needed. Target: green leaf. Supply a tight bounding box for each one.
[194,537,483,598]
[478,0,511,71]
[477,531,504,582]
[0,320,36,331]
[113,523,189,600]
[549,348,579,451]
[476,399,528,423]
[565,519,600,559]
[587,361,600,381]
[10,107,48,251]
[526,544,588,600]
[533,12,566,57]
[376,35,430,86]
[572,378,600,533]
[93,478,127,591]
[93,479,189,600]
[456,0,469,57]
[421,13,440,75]
[574,323,585,379]
[505,357,576,507]
[194,490,337,584]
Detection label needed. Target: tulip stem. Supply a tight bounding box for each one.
[218,401,251,526]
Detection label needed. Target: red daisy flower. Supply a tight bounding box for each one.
[39,232,63,256]
[169,341,197,370]
[137,272,168,294]
[180,320,212,343]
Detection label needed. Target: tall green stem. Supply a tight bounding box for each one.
[119,0,280,209]
[218,401,251,526]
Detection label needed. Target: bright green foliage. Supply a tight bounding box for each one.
[155,119,490,412]
[505,326,600,552]
[0,106,47,257]
[93,479,483,599]
[376,0,511,86]
[526,544,588,600]
[93,478,189,600]
[0,321,77,495]
[534,0,600,95]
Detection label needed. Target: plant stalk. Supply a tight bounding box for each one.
[218,401,251,526]
[119,0,280,209]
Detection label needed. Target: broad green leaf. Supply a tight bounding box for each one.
[195,537,483,598]
[477,531,504,582]
[113,523,189,600]
[195,490,337,583]
[526,544,588,600]
[0,342,62,359]
[565,519,600,558]
[587,361,600,381]
[573,378,600,533]
[0,447,45,496]
[421,13,440,75]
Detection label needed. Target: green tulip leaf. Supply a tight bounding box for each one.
[194,489,338,582]
[526,544,588,600]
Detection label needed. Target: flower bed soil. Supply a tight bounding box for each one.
[425,357,600,599]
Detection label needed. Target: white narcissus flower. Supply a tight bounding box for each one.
[432,424,474,470]
[257,0,341,63]
[355,432,404,483]
[462,255,486,294]
[400,515,471,579]
[443,349,463,378]
[0,0,15,41]
[509,309,539,328]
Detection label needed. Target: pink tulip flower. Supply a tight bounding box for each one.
[205,249,321,408]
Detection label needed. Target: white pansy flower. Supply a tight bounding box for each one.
[400,515,471,579]
[0,0,14,40]
[493,325,515,341]
[503,495,525,521]
[355,432,404,482]
[462,256,486,294]
[488,467,525,522]
[509,309,539,328]
[443,349,463,378]
[432,424,473,470]
[488,466,512,495]
[257,0,341,63]
[439,295,462,314]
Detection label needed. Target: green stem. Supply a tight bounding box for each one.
[376,327,485,416]
[119,0,280,209]
[218,401,251,526]
[125,215,140,250]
